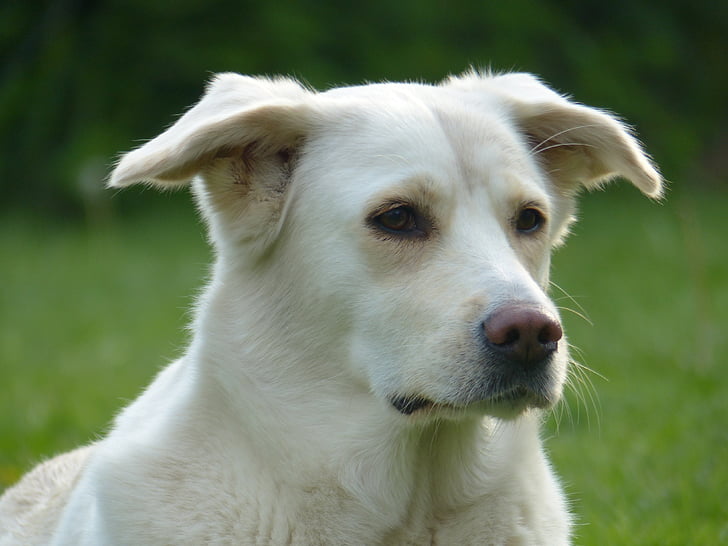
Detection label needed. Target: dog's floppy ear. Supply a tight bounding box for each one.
[448,72,664,199]
[108,73,313,188]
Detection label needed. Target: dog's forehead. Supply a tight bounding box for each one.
[306,82,544,202]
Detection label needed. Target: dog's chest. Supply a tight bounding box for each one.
[284,485,537,545]
[379,501,523,546]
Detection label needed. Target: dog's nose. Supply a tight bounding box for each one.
[483,305,563,368]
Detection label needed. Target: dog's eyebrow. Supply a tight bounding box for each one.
[365,175,451,213]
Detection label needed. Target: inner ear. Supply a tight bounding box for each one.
[213,141,290,181]
[524,123,609,195]
[202,139,301,205]
[194,139,304,254]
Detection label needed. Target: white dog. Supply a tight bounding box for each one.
[0,71,662,545]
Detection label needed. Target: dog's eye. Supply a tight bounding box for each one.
[515,208,545,233]
[375,206,418,233]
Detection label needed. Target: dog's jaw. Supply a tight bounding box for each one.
[388,386,558,420]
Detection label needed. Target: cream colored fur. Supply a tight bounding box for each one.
[0,71,661,545]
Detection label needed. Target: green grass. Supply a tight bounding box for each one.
[1,186,727,544]
[0,202,211,484]
[547,186,728,544]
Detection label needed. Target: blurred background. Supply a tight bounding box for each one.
[1,1,726,544]
[2,0,726,215]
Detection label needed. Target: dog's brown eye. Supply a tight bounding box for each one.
[515,208,544,233]
[376,206,417,232]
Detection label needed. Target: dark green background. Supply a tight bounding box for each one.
[2,0,726,217]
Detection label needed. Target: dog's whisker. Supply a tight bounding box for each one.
[530,141,599,156]
[566,344,588,367]
[550,392,566,435]
[549,281,592,326]
[568,349,608,383]
[528,124,601,155]
[556,306,593,326]
[561,349,604,431]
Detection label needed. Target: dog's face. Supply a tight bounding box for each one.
[110,72,662,422]
[284,97,573,420]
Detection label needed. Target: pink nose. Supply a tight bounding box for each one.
[483,305,563,368]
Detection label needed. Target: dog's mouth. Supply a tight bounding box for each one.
[390,395,438,415]
[390,386,552,417]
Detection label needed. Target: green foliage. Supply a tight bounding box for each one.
[1,1,726,215]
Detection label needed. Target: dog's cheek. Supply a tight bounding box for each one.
[347,270,478,401]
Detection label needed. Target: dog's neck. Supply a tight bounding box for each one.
[183,267,543,528]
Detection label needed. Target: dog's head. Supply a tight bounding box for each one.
[110,71,662,422]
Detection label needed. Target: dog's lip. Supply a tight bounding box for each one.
[390,386,551,416]
[389,395,465,415]
[390,395,437,415]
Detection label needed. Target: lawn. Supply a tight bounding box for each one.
[1,185,726,544]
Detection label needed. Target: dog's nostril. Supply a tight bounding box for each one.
[498,328,520,346]
[538,320,563,345]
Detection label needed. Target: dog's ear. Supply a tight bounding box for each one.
[447,72,664,198]
[108,73,313,188]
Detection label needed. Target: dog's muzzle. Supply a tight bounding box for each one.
[390,304,564,417]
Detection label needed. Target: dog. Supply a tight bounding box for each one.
[0,70,662,545]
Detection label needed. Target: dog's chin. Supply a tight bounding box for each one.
[389,387,558,421]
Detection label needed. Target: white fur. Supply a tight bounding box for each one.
[0,71,662,545]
